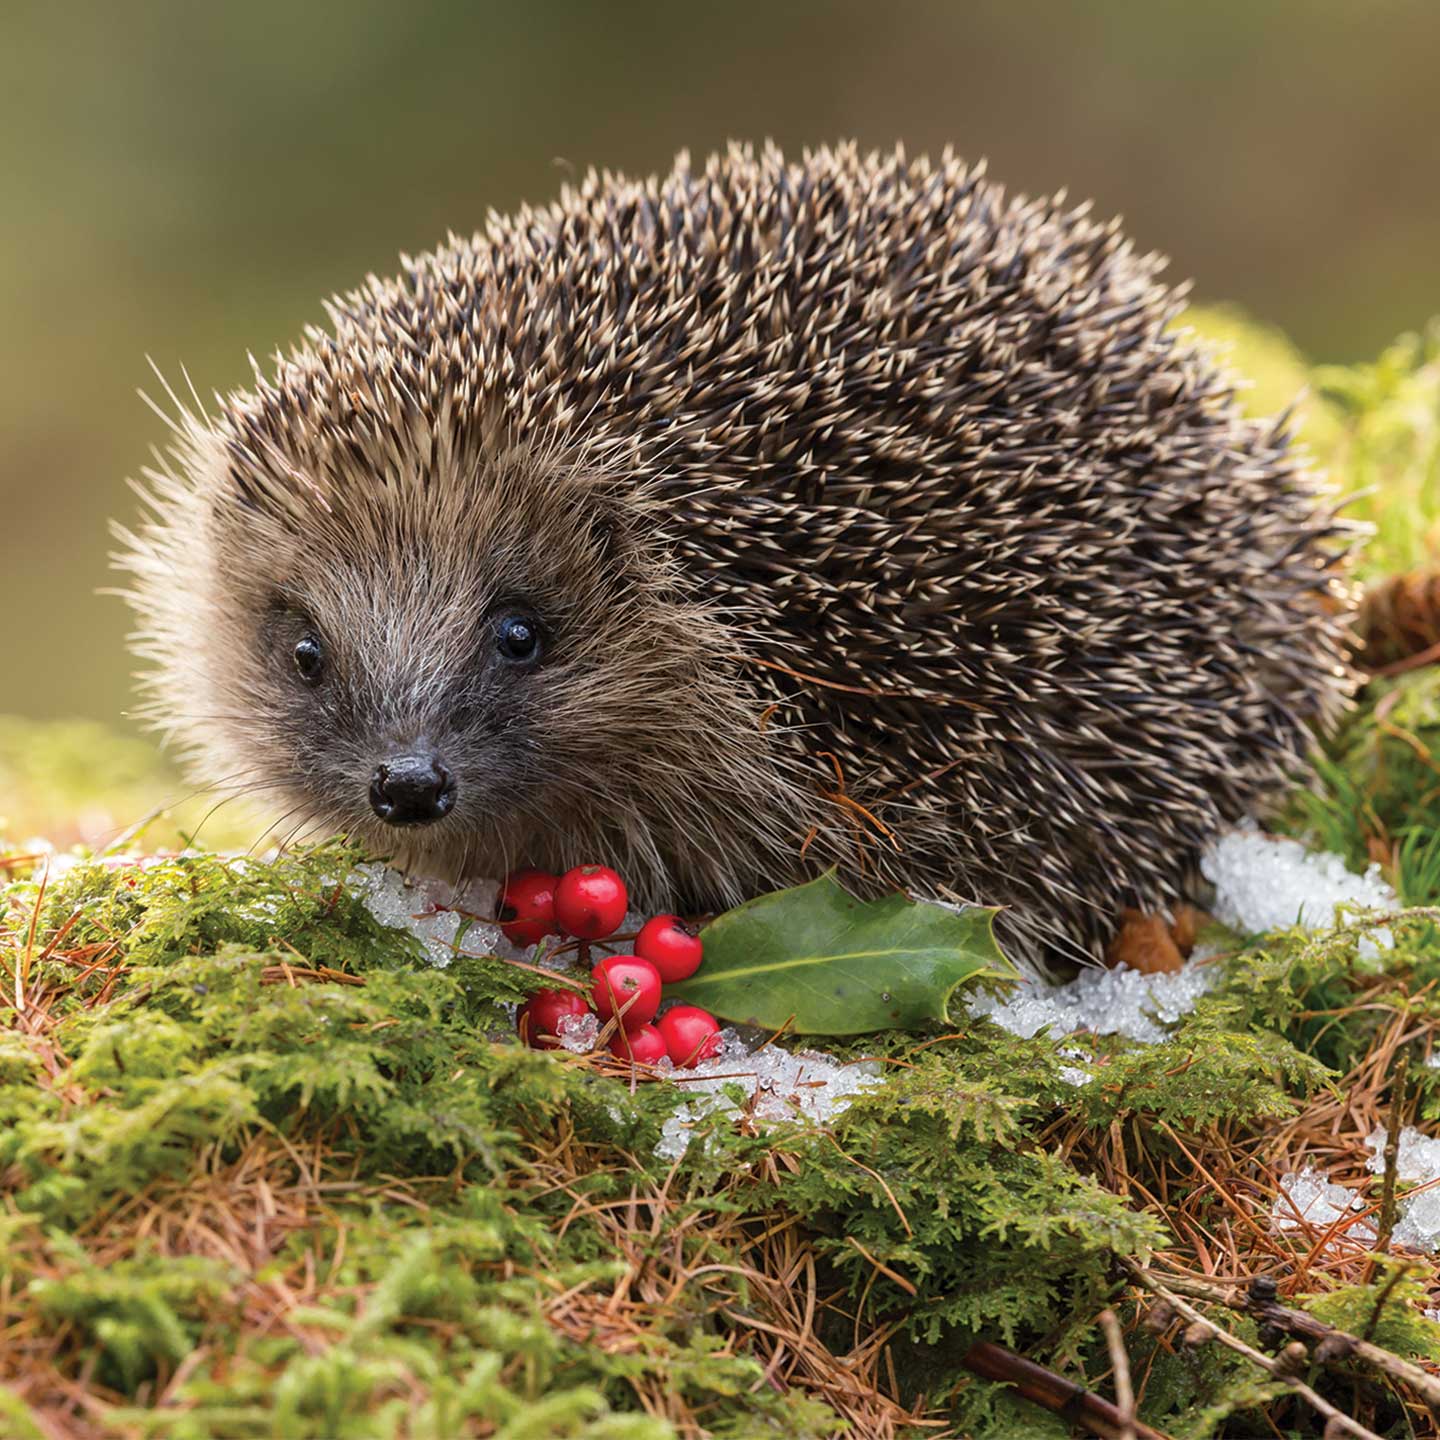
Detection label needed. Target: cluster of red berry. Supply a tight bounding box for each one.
[499,864,723,1068]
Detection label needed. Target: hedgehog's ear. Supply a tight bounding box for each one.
[586,492,645,578]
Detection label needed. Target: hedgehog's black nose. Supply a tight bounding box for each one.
[369,756,456,826]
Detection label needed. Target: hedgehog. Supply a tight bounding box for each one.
[115,142,1354,967]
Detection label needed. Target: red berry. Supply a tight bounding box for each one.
[591,954,662,1030]
[516,987,592,1049]
[657,1005,723,1068]
[496,868,560,947]
[554,865,628,940]
[634,914,703,983]
[608,1023,668,1064]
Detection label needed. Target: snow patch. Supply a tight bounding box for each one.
[349,863,503,967]
[1201,827,1396,959]
[970,824,1396,1051]
[969,959,1217,1045]
[1272,1167,1375,1243]
[652,1029,884,1161]
[1364,1127,1440,1253]
[1056,1045,1095,1088]
[1365,1125,1440,1183]
[555,1011,601,1053]
[1280,1128,1440,1256]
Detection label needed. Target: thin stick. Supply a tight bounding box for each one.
[1375,1047,1409,1254]
[962,1340,1171,1440]
[1127,1265,1383,1440]
[1098,1309,1137,1440]
[1362,1261,1413,1346]
[1372,638,1440,679]
[1137,1262,1440,1416]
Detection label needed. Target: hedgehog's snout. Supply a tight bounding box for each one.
[368,754,456,827]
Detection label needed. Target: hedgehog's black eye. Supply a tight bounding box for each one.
[496,614,542,666]
[293,634,326,686]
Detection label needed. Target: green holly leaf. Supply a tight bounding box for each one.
[670,871,1015,1036]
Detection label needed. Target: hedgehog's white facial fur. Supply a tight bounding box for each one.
[115,142,1355,966]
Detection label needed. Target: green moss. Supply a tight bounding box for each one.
[5,744,1440,1435]
[779,1049,1163,1349]
[1306,1262,1440,1365]
[0,843,1199,1434]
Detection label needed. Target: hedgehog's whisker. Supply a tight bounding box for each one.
[92,770,288,855]
[273,812,321,860]
[182,781,298,851]
[247,802,312,859]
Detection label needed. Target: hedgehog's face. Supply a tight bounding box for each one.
[252,579,555,850]
[172,439,719,877]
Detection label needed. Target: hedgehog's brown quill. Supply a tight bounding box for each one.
[115,142,1354,966]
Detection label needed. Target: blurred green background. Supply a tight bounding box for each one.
[4,0,1439,732]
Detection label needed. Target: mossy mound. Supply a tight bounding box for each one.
[1,841,1162,1436]
[8,812,1440,1436]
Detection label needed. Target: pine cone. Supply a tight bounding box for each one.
[1356,569,1440,672]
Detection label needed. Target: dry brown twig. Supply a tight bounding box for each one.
[1127,1261,1440,1440]
[962,1338,1171,1440]
[1136,1263,1440,1419]
[1375,1047,1410,1255]
[1098,1308,1138,1440]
